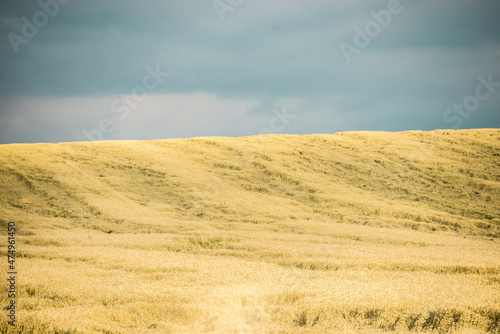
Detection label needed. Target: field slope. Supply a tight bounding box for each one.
[0,129,499,333]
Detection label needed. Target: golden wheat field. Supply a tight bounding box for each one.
[0,129,499,333]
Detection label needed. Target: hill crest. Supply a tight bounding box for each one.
[1,129,499,238]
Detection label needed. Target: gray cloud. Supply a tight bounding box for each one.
[0,0,499,143]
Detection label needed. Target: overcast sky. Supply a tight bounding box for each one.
[0,0,499,144]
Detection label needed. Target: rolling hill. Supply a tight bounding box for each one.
[1,129,499,333]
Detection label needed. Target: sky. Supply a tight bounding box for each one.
[0,0,499,144]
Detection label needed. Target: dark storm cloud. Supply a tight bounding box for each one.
[0,0,499,143]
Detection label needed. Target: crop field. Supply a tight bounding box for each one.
[0,129,499,333]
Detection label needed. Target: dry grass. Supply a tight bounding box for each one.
[0,129,499,333]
